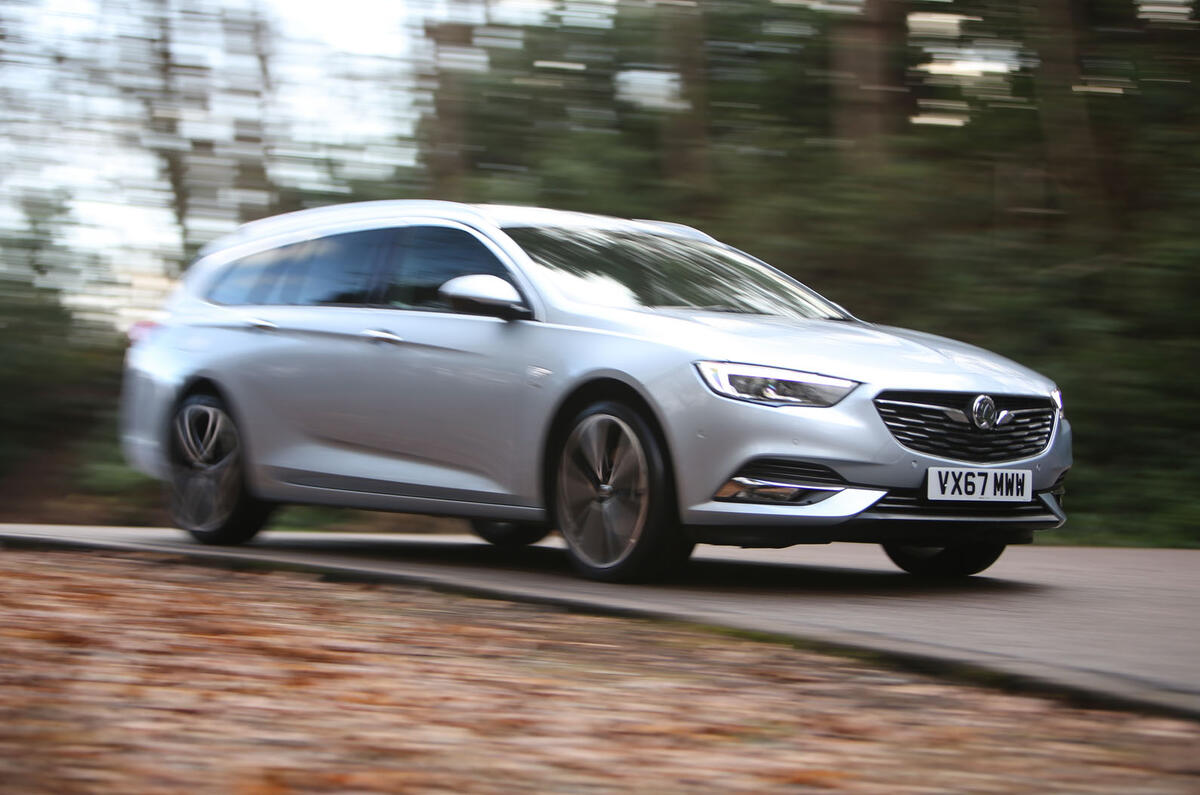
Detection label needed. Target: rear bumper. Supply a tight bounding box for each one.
[119,354,178,481]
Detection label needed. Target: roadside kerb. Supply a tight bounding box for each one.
[2,525,1197,722]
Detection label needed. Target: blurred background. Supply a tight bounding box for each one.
[1,0,1196,545]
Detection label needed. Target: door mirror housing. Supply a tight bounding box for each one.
[439,274,532,320]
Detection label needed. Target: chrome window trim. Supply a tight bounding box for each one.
[189,215,547,321]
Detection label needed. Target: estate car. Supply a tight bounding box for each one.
[121,201,1071,581]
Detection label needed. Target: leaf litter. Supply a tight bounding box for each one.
[1,549,1197,794]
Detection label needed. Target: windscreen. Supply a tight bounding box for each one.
[504,226,847,320]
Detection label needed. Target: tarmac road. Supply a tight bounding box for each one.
[2,523,1197,718]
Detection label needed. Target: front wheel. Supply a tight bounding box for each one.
[554,401,692,582]
[882,542,1006,578]
[168,393,272,545]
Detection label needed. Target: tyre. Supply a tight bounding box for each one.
[168,393,272,545]
[470,519,551,548]
[554,400,693,582]
[882,542,1006,578]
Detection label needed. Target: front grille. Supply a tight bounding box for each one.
[866,490,1057,521]
[874,390,1056,463]
[734,458,846,487]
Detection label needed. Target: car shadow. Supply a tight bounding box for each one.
[677,556,1042,596]
[250,533,1046,598]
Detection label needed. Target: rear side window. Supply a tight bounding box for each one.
[381,226,512,311]
[291,228,392,306]
[205,228,394,307]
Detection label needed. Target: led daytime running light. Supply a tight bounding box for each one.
[696,362,858,407]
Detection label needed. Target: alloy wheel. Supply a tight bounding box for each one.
[557,413,650,569]
[171,402,242,532]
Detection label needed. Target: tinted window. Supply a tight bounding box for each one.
[206,242,306,306]
[505,226,847,320]
[382,226,511,310]
[290,228,391,306]
[259,244,312,305]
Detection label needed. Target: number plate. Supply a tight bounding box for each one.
[927,467,1032,502]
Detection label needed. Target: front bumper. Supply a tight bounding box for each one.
[666,378,1072,545]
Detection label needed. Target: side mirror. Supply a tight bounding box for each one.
[438,274,533,321]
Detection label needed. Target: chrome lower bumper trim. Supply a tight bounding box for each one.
[714,476,844,506]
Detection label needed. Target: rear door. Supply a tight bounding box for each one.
[209,227,401,481]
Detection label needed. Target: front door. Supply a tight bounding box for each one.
[355,223,535,505]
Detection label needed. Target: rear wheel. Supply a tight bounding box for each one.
[168,393,272,545]
[469,519,550,548]
[554,401,692,582]
[882,542,1006,578]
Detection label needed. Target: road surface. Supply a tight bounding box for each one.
[2,523,1197,718]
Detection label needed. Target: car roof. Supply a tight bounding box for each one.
[197,200,717,258]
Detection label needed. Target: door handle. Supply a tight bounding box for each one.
[247,318,277,331]
[361,328,405,345]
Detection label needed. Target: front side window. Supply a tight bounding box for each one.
[381,226,512,311]
[505,226,847,321]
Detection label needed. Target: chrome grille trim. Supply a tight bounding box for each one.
[874,391,1056,463]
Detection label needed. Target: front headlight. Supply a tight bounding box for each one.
[1051,387,1064,412]
[695,361,858,407]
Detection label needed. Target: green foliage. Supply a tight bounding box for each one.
[75,413,157,497]
[5,0,1197,546]
[0,277,123,475]
[428,0,1200,546]
[0,182,125,481]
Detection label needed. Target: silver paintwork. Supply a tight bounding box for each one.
[440,273,525,311]
[122,200,1072,545]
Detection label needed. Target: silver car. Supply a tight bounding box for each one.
[121,200,1071,581]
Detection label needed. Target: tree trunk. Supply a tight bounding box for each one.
[832,0,909,171]
[657,2,713,214]
[424,22,473,202]
[1023,0,1112,245]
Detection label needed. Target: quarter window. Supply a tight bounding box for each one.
[206,243,306,306]
[382,226,512,310]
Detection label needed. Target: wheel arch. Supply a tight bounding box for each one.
[176,375,228,405]
[540,376,680,522]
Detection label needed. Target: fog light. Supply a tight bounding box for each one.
[714,477,843,506]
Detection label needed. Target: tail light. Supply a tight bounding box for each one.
[127,320,161,346]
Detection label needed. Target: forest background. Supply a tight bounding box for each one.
[2,0,1196,545]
